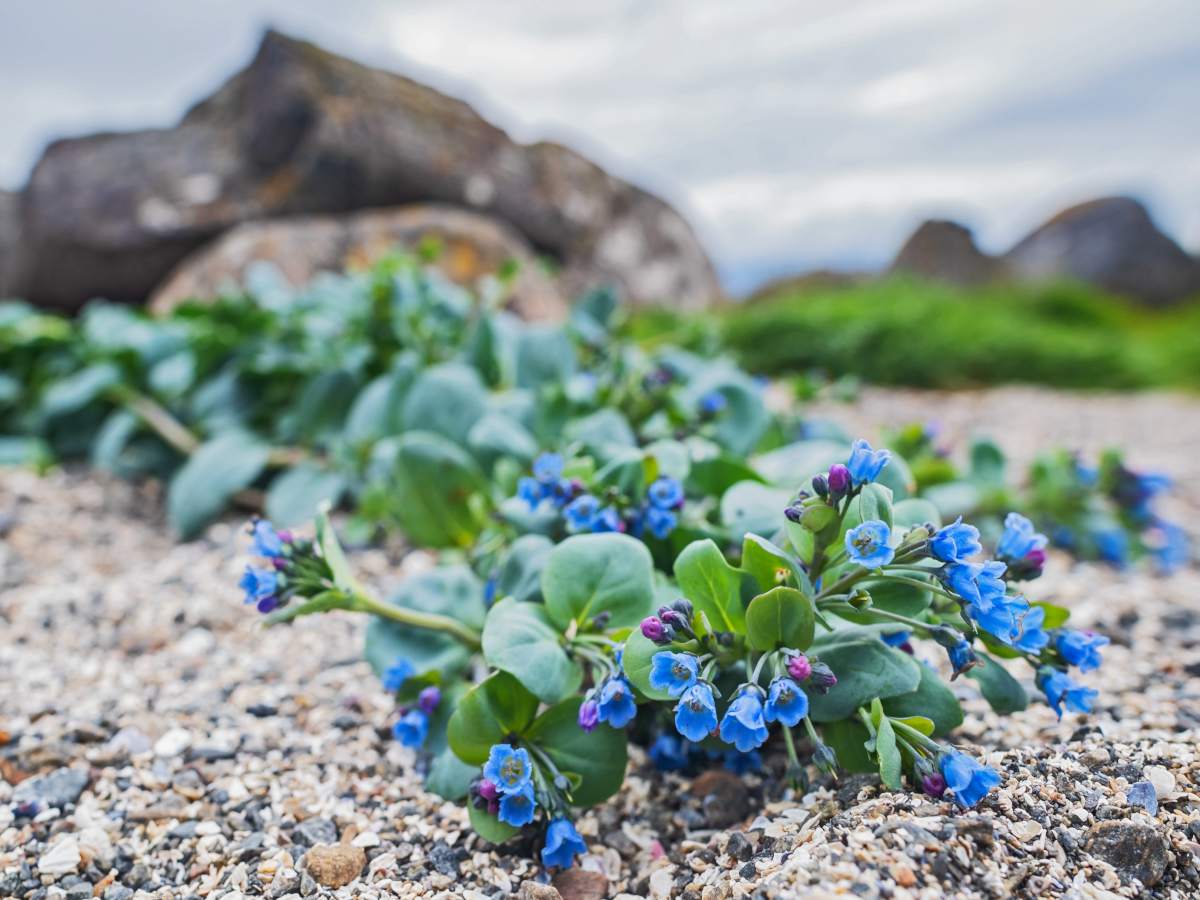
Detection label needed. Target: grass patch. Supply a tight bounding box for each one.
[628,278,1200,390]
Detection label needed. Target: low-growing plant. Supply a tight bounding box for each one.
[242,437,1115,869]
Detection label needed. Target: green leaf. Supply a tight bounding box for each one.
[882,661,964,735]
[526,698,629,807]
[807,640,922,722]
[966,652,1029,714]
[867,576,933,617]
[752,439,844,487]
[468,413,538,468]
[447,672,539,765]
[922,481,982,521]
[344,357,417,444]
[515,325,576,389]
[564,409,636,459]
[674,539,745,633]
[402,363,488,446]
[741,533,810,594]
[842,483,894,532]
[821,719,874,773]
[496,534,554,604]
[167,431,269,538]
[745,587,815,652]
[687,454,766,497]
[892,498,942,530]
[621,631,675,701]
[282,369,358,441]
[265,464,347,527]
[316,510,359,592]
[969,438,1006,488]
[643,440,691,481]
[482,599,582,704]
[1034,602,1070,629]
[375,431,488,547]
[720,481,792,538]
[875,716,902,789]
[541,533,655,631]
[40,363,119,419]
[469,802,520,844]
[426,748,479,801]
[91,410,140,472]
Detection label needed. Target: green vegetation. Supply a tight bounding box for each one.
[629,278,1200,390]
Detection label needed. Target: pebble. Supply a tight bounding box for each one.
[1085,821,1170,887]
[13,768,89,809]
[153,728,192,757]
[302,844,366,889]
[38,837,82,877]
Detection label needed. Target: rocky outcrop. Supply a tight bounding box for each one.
[889,220,1005,286]
[149,204,567,320]
[1003,197,1200,306]
[0,189,23,298]
[15,29,719,312]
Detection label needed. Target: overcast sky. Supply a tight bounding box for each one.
[3,0,1198,292]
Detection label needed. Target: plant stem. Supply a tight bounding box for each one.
[782,725,801,769]
[110,386,200,455]
[850,606,934,634]
[865,574,961,604]
[890,718,940,753]
[352,589,482,649]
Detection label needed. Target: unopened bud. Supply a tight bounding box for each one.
[827,464,851,498]
[811,474,829,498]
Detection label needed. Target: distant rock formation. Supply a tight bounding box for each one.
[888,220,1005,286]
[149,204,566,321]
[887,198,1200,305]
[0,190,22,298]
[1003,197,1200,306]
[5,30,720,313]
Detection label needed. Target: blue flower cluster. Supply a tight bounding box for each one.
[238,520,292,613]
[482,745,537,827]
[391,685,441,748]
[580,669,637,730]
[517,453,575,511]
[939,749,1002,808]
[647,733,762,775]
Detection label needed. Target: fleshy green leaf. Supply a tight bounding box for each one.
[745,586,815,652]
[266,464,347,527]
[167,431,269,539]
[621,631,674,701]
[495,534,554,604]
[447,672,539,765]
[541,533,655,631]
[875,716,902,790]
[966,652,1029,714]
[469,803,520,844]
[674,538,745,633]
[402,363,488,446]
[526,697,629,807]
[482,598,582,704]
[883,660,964,735]
[807,640,922,722]
[374,431,487,547]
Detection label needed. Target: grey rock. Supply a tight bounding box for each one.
[102,887,134,900]
[1004,196,1200,306]
[0,189,25,298]
[64,883,92,900]
[889,219,1006,286]
[1125,780,1159,816]
[1085,820,1169,887]
[293,817,337,847]
[16,29,719,312]
[12,767,89,809]
[725,831,754,862]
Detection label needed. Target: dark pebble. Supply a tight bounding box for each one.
[1085,821,1169,888]
[293,817,338,847]
[739,862,757,880]
[103,887,134,900]
[11,767,89,809]
[428,841,461,877]
[247,704,278,718]
[726,831,754,862]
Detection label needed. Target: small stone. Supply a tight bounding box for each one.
[725,832,753,862]
[102,887,133,900]
[293,818,338,847]
[1085,821,1169,887]
[1011,821,1044,841]
[1143,765,1176,800]
[302,845,365,889]
[1126,781,1158,816]
[891,864,916,888]
[517,882,562,900]
[64,883,92,900]
[690,770,750,828]
[38,837,82,877]
[350,831,380,848]
[13,768,90,809]
[153,728,192,757]
[551,869,608,900]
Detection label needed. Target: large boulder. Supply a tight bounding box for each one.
[1003,197,1200,305]
[0,189,24,298]
[17,29,719,312]
[149,204,567,321]
[888,219,1006,286]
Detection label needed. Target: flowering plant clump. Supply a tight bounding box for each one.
[241,431,1119,869]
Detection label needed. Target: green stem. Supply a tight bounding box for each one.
[850,606,934,634]
[110,386,200,455]
[802,716,822,747]
[353,589,482,649]
[865,574,961,604]
[782,725,801,770]
[749,651,772,686]
[890,719,940,753]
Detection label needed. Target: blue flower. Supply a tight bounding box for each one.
[764,677,809,727]
[483,576,498,607]
[382,658,414,692]
[497,782,537,827]
[592,506,622,533]
[947,639,978,677]
[541,818,587,869]
[648,476,684,510]
[649,734,691,771]
[722,749,762,775]
[846,438,891,487]
[597,676,637,728]
[483,744,533,794]
[564,494,599,531]
[645,506,677,539]
[942,560,1008,611]
[674,683,718,742]
[1093,528,1129,566]
[929,517,982,564]
[392,709,428,748]
[251,520,284,558]
[965,593,1030,646]
[239,565,278,605]
[845,520,894,568]
[1055,630,1109,672]
[881,630,911,648]
[532,452,564,483]
[518,477,544,509]
[649,652,699,697]
[699,391,727,415]
[1152,522,1189,573]
[939,750,1001,808]
[996,512,1047,561]
[1038,669,1098,718]
[718,688,769,752]
[1012,605,1049,654]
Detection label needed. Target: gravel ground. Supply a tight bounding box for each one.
[2,387,1199,900]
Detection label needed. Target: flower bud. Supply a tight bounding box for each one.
[641,616,671,645]
[808,661,838,694]
[921,772,947,797]
[658,606,689,631]
[784,505,803,524]
[476,779,499,802]
[786,653,812,681]
[671,598,694,620]
[417,686,441,714]
[813,743,838,776]
[591,611,612,629]
[827,464,851,498]
[578,698,599,733]
[811,474,829,498]
[848,588,872,610]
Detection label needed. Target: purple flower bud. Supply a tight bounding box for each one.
[659,607,689,631]
[477,779,499,802]
[671,598,693,619]
[808,662,838,694]
[641,616,670,644]
[578,699,599,733]
[787,654,812,681]
[827,464,851,497]
[784,505,803,523]
[811,474,829,498]
[277,530,295,544]
[418,686,441,714]
[921,772,947,797]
